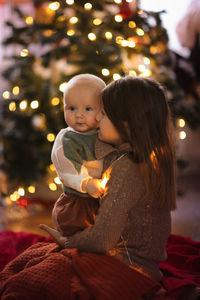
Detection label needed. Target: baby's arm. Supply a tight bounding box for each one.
[52,129,103,196]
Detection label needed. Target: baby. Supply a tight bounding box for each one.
[51,74,106,236]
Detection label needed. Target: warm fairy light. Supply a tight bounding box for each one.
[144,57,150,65]
[30,100,39,109]
[49,182,57,191]
[25,16,33,25]
[59,82,68,92]
[54,176,62,184]
[101,68,110,76]
[113,73,121,80]
[9,102,16,111]
[57,15,66,22]
[47,133,55,142]
[136,28,144,36]
[69,16,78,24]
[84,2,92,10]
[66,0,74,5]
[19,100,28,111]
[67,29,75,36]
[12,86,20,95]
[129,70,137,77]
[88,33,96,41]
[142,69,152,77]
[18,187,25,196]
[114,0,122,3]
[2,91,10,99]
[150,46,157,55]
[105,31,112,39]
[178,118,185,128]
[20,48,29,57]
[128,40,135,48]
[43,30,54,37]
[138,10,143,15]
[93,18,102,26]
[50,164,56,171]
[116,36,124,44]
[51,97,60,106]
[48,1,60,11]
[138,64,146,72]
[121,40,128,47]
[126,0,133,2]
[114,14,123,22]
[99,168,112,192]
[128,21,136,29]
[28,185,35,193]
[179,131,186,140]
[10,192,19,202]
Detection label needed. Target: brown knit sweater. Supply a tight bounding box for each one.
[65,139,171,281]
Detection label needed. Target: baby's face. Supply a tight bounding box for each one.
[64,84,101,133]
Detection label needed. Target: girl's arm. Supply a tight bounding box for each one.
[41,156,145,252]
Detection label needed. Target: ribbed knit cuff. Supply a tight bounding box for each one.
[64,237,70,249]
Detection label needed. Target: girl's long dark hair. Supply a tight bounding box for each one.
[102,76,176,210]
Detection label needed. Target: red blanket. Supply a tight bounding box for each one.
[0,231,200,299]
[0,234,163,300]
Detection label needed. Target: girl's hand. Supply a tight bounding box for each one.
[40,224,66,247]
[85,178,104,198]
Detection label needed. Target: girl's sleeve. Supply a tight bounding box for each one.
[65,157,145,253]
[51,129,92,193]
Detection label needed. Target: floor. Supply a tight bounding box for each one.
[1,174,200,241]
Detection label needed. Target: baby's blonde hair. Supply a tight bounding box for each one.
[64,74,106,101]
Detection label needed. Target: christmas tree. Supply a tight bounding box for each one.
[0,0,184,204]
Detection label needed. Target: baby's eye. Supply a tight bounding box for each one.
[85,107,92,111]
[68,106,75,111]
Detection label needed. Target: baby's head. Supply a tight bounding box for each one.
[64,74,106,133]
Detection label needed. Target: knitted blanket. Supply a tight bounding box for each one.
[0,240,163,300]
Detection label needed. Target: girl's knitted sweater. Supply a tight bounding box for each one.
[65,139,171,281]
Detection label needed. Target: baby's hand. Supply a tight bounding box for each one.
[85,178,104,198]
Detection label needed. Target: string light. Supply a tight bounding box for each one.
[128,40,135,48]
[138,64,146,72]
[66,0,74,5]
[57,15,66,22]
[101,68,110,76]
[47,133,55,142]
[51,97,60,106]
[129,70,137,77]
[67,29,75,36]
[116,36,124,44]
[84,3,92,10]
[128,21,136,28]
[59,82,68,92]
[48,1,60,11]
[126,0,133,2]
[178,118,185,128]
[69,16,78,24]
[93,18,102,26]
[18,187,25,196]
[49,182,57,191]
[88,33,96,41]
[114,14,123,22]
[19,100,28,111]
[121,40,128,47]
[30,100,39,109]
[136,28,144,36]
[114,0,122,3]
[179,131,186,140]
[2,91,10,99]
[141,69,152,77]
[9,102,16,111]
[144,57,150,64]
[50,164,56,171]
[28,186,35,193]
[113,73,121,80]
[105,32,112,39]
[12,86,20,95]
[54,177,62,184]
[20,49,29,57]
[25,16,33,25]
